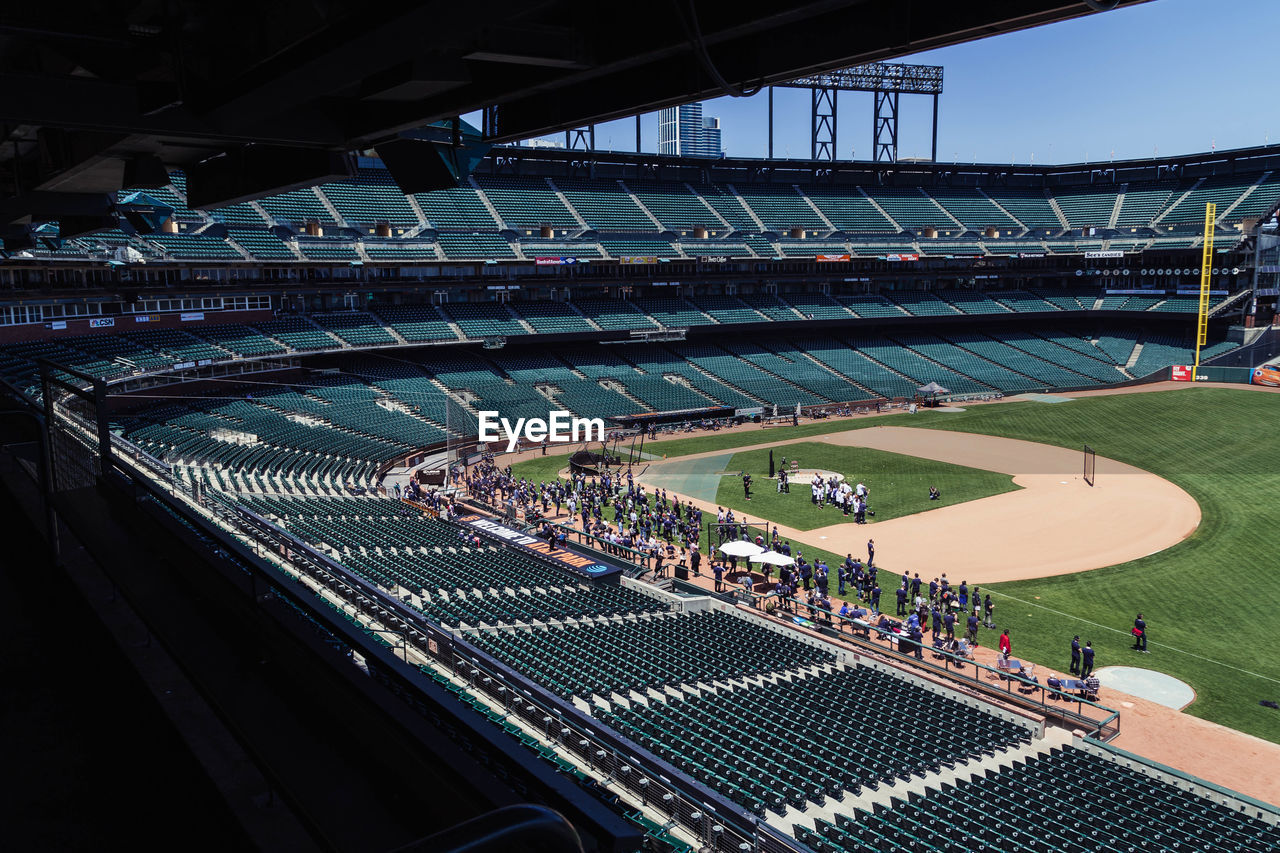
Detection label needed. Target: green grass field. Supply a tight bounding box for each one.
[712,442,1018,530]
[512,388,1280,743]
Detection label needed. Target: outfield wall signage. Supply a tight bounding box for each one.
[885,253,918,262]
[88,317,115,328]
[459,515,619,578]
[815,254,850,262]
[534,257,579,266]
[698,255,730,264]
[619,256,659,265]
[1171,365,1192,382]
[180,312,205,321]
[1085,250,1125,259]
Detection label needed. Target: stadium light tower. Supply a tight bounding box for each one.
[770,62,944,162]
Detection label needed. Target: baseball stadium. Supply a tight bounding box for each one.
[2,1,1279,851]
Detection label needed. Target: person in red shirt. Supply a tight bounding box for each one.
[998,629,1012,661]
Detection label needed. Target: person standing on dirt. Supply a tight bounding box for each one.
[998,629,1012,661]
[867,538,875,566]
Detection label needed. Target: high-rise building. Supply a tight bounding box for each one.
[658,102,723,158]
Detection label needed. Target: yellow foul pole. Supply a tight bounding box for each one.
[1192,203,1216,381]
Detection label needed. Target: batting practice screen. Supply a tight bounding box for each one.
[1083,444,1096,487]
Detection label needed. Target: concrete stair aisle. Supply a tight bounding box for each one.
[223,234,257,260]
[1218,171,1272,221]
[828,338,928,391]
[466,176,508,229]
[685,181,734,230]
[312,187,347,228]
[943,333,1092,387]
[565,301,603,331]
[886,335,1001,393]
[1108,187,1125,228]
[920,187,964,229]
[546,177,589,229]
[725,183,769,231]
[300,314,349,348]
[661,374,722,407]
[783,727,1073,837]
[618,180,665,230]
[403,194,429,231]
[977,187,1029,232]
[596,378,653,413]
[1151,179,1203,227]
[777,344,881,399]
[500,303,537,334]
[796,186,837,231]
[857,187,902,230]
[719,343,836,402]
[1124,341,1144,370]
[669,353,769,406]
[1047,192,1070,230]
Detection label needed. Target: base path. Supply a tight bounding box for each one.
[638,425,1200,583]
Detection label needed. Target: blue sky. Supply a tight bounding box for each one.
[514,0,1279,165]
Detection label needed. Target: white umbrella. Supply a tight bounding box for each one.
[749,551,794,566]
[717,540,766,557]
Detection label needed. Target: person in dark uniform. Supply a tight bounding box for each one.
[1070,635,1082,675]
[870,583,882,615]
[1081,641,1096,678]
[1133,613,1148,653]
[866,538,875,566]
[983,594,995,628]
[742,473,752,501]
[943,609,956,640]
[690,548,702,577]
[895,584,908,616]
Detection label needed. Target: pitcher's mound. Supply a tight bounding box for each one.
[1095,665,1195,710]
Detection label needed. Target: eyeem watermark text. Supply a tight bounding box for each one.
[478,411,605,453]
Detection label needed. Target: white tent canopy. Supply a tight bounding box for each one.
[717,540,766,557]
[748,550,795,566]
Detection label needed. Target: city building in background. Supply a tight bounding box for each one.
[658,102,723,158]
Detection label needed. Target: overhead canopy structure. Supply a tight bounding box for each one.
[0,0,1149,233]
[918,382,950,396]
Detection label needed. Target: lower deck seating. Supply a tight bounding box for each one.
[809,744,1280,853]
[470,610,835,699]
[601,665,1030,816]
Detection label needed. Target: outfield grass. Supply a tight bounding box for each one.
[901,388,1280,744]
[511,390,1280,743]
[712,442,1018,530]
